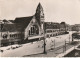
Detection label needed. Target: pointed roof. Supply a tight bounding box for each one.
[35,3,44,26]
[36,3,43,12]
[38,2,43,8]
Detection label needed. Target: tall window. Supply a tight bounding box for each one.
[29,25,39,36]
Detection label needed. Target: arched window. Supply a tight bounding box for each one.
[29,25,39,36]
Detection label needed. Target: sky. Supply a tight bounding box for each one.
[0,0,80,25]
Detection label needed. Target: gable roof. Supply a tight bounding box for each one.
[0,16,33,32]
[14,16,33,31]
[14,16,33,24]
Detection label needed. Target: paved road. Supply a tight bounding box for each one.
[0,31,77,57]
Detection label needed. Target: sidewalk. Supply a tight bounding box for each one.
[23,41,80,57]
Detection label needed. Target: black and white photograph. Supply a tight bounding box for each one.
[0,0,80,57]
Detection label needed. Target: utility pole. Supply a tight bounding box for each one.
[43,22,47,54]
[43,37,46,54]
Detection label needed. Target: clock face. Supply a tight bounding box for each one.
[33,19,35,23]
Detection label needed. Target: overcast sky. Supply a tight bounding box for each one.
[0,0,80,25]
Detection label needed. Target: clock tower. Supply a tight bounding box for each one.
[35,3,45,33]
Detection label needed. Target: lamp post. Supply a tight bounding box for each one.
[43,22,47,54]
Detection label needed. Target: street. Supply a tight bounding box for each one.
[0,31,79,57]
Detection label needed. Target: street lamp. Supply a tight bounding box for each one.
[43,22,47,54]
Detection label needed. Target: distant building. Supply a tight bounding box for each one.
[72,24,80,31]
[44,22,71,37]
[45,22,62,37]
[0,19,13,24]
[60,22,71,31]
[66,24,71,31]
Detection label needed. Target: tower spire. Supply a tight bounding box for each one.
[35,3,44,26]
[36,2,43,14]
